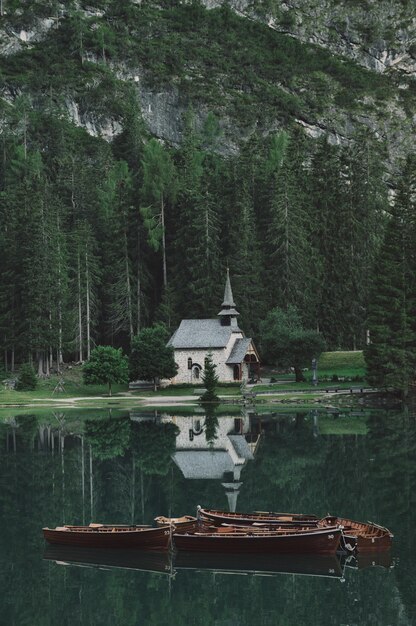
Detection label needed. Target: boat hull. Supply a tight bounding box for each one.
[43,525,172,550]
[198,507,318,527]
[322,517,393,553]
[173,527,342,555]
[198,509,393,554]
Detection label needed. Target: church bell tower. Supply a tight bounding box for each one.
[217,268,240,328]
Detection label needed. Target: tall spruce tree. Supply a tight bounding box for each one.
[140,139,177,292]
[172,111,207,318]
[6,147,52,373]
[365,156,416,394]
[200,352,219,403]
[309,140,348,346]
[264,130,313,318]
[340,135,388,349]
[100,160,136,344]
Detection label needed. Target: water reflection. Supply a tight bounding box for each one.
[44,544,345,580]
[0,408,415,624]
[167,408,258,511]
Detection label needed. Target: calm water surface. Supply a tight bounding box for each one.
[0,408,415,625]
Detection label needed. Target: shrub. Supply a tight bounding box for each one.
[16,363,38,391]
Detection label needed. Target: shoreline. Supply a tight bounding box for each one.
[0,387,397,412]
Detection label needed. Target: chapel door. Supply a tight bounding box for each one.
[233,364,241,381]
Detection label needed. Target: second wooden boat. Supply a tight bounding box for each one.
[154,515,197,533]
[197,507,393,553]
[197,506,318,527]
[43,523,172,550]
[173,524,342,555]
[321,516,393,553]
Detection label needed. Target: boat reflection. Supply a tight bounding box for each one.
[45,546,344,580]
[341,551,394,571]
[174,551,344,579]
[44,545,393,581]
[43,545,173,575]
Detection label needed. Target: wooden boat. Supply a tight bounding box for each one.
[198,507,393,553]
[197,506,319,527]
[321,516,393,553]
[173,524,342,555]
[155,515,197,533]
[42,522,172,550]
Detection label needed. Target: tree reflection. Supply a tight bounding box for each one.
[203,403,220,446]
[0,408,416,624]
[131,420,179,476]
[84,414,131,461]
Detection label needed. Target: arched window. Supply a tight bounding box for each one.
[188,357,192,370]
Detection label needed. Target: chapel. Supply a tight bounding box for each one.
[167,269,260,384]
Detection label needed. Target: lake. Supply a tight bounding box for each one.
[0,407,415,625]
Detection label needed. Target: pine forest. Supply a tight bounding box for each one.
[0,0,415,387]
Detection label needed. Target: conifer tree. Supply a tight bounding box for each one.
[262,132,312,324]
[172,110,206,317]
[340,134,388,348]
[309,140,348,346]
[100,160,136,343]
[140,139,177,291]
[228,172,264,336]
[16,363,38,391]
[365,156,416,394]
[6,147,52,372]
[264,131,312,316]
[72,221,101,362]
[200,353,219,403]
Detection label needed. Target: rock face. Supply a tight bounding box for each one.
[200,0,416,77]
[0,17,55,55]
[0,1,414,168]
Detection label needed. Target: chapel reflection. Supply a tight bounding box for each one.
[165,409,261,511]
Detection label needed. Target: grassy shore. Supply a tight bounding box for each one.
[255,350,366,391]
[0,351,368,409]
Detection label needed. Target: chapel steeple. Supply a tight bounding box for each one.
[218,268,239,327]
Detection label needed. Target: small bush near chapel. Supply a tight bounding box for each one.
[200,353,219,403]
[16,363,38,391]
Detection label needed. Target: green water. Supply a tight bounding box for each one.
[0,408,415,625]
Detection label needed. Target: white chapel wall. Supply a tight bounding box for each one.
[171,341,246,384]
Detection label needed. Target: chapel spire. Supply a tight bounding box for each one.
[222,267,236,308]
[218,268,239,325]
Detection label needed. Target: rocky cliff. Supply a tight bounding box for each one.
[202,0,416,76]
[0,1,414,170]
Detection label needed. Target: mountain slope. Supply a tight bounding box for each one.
[1,1,414,167]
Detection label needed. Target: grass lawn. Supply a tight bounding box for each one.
[317,415,368,435]
[317,350,366,379]
[0,351,368,408]
[259,351,367,388]
[0,365,241,407]
[253,381,367,393]
[0,378,128,404]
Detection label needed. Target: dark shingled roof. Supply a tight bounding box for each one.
[172,450,235,479]
[226,337,251,364]
[167,319,242,349]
